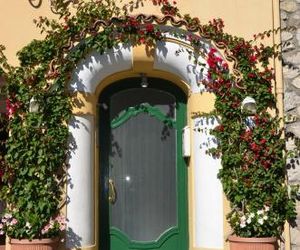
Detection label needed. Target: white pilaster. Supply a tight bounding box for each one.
[67,115,95,248]
[193,117,223,249]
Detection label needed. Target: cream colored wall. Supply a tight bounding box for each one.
[0,1,57,65]
[1,0,275,65]
[129,0,275,40]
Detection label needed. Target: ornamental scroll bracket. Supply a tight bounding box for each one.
[28,0,42,8]
[28,0,76,13]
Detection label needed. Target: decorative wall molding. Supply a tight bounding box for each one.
[28,0,75,13]
[28,0,42,8]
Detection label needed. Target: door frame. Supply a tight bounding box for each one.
[98,77,189,250]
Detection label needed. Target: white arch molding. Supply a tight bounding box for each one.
[68,39,224,249]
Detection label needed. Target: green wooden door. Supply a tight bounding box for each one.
[99,78,188,250]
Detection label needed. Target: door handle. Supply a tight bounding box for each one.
[108,179,117,204]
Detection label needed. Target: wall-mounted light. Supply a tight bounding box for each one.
[241,96,256,115]
[29,97,39,113]
[140,73,148,88]
[241,96,256,130]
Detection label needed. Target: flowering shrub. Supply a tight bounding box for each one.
[40,215,66,238]
[0,213,66,239]
[228,206,282,237]
[201,29,296,237]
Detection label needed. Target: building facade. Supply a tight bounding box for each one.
[0,0,299,250]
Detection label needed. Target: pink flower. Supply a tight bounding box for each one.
[11,218,18,225]
[6,99,20,119]
[41,221,52,235]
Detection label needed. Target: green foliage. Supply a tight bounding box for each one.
[0,0,295,240]
[0,114,7,184]
[201,28,296,237]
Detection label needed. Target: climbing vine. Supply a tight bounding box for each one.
[0,0,296,239]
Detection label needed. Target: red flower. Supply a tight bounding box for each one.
[139,37,146,44]
[268,86,272,93]
[240,131,252,142]
[146,24,154,33]
[249,55,257,63]
[215,125,224,132]
[207,57,216,68]
[253,115,260,125]
[250,142,260,152]
[155,31,162,38]
[261,160,271,169]
[248,72,255,78]
[260,138,267,144]
[208,48,217,55]
[222,62,229,70]
[6,98,20,119]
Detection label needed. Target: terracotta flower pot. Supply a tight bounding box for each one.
[228,235,278,250]
[10,238,59,250]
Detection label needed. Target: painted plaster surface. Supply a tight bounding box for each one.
[193,117,223,249]
[68,115,95,248]
[154,41,208,93]
[0,0,275,65]
[70,45,132,93]
[281,0,300,249]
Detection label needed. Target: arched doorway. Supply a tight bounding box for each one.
[98,77,188,250]
[68,41,224,250]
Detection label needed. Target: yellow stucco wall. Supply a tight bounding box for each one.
[1,0,276,65]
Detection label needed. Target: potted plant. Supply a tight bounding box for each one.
[0,213,66,249]
[202,36,297,249]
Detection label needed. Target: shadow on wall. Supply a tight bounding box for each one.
[70,43,132,94]
[66,116,92,249]
[66,118,82,249]
[66,227,82,249]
